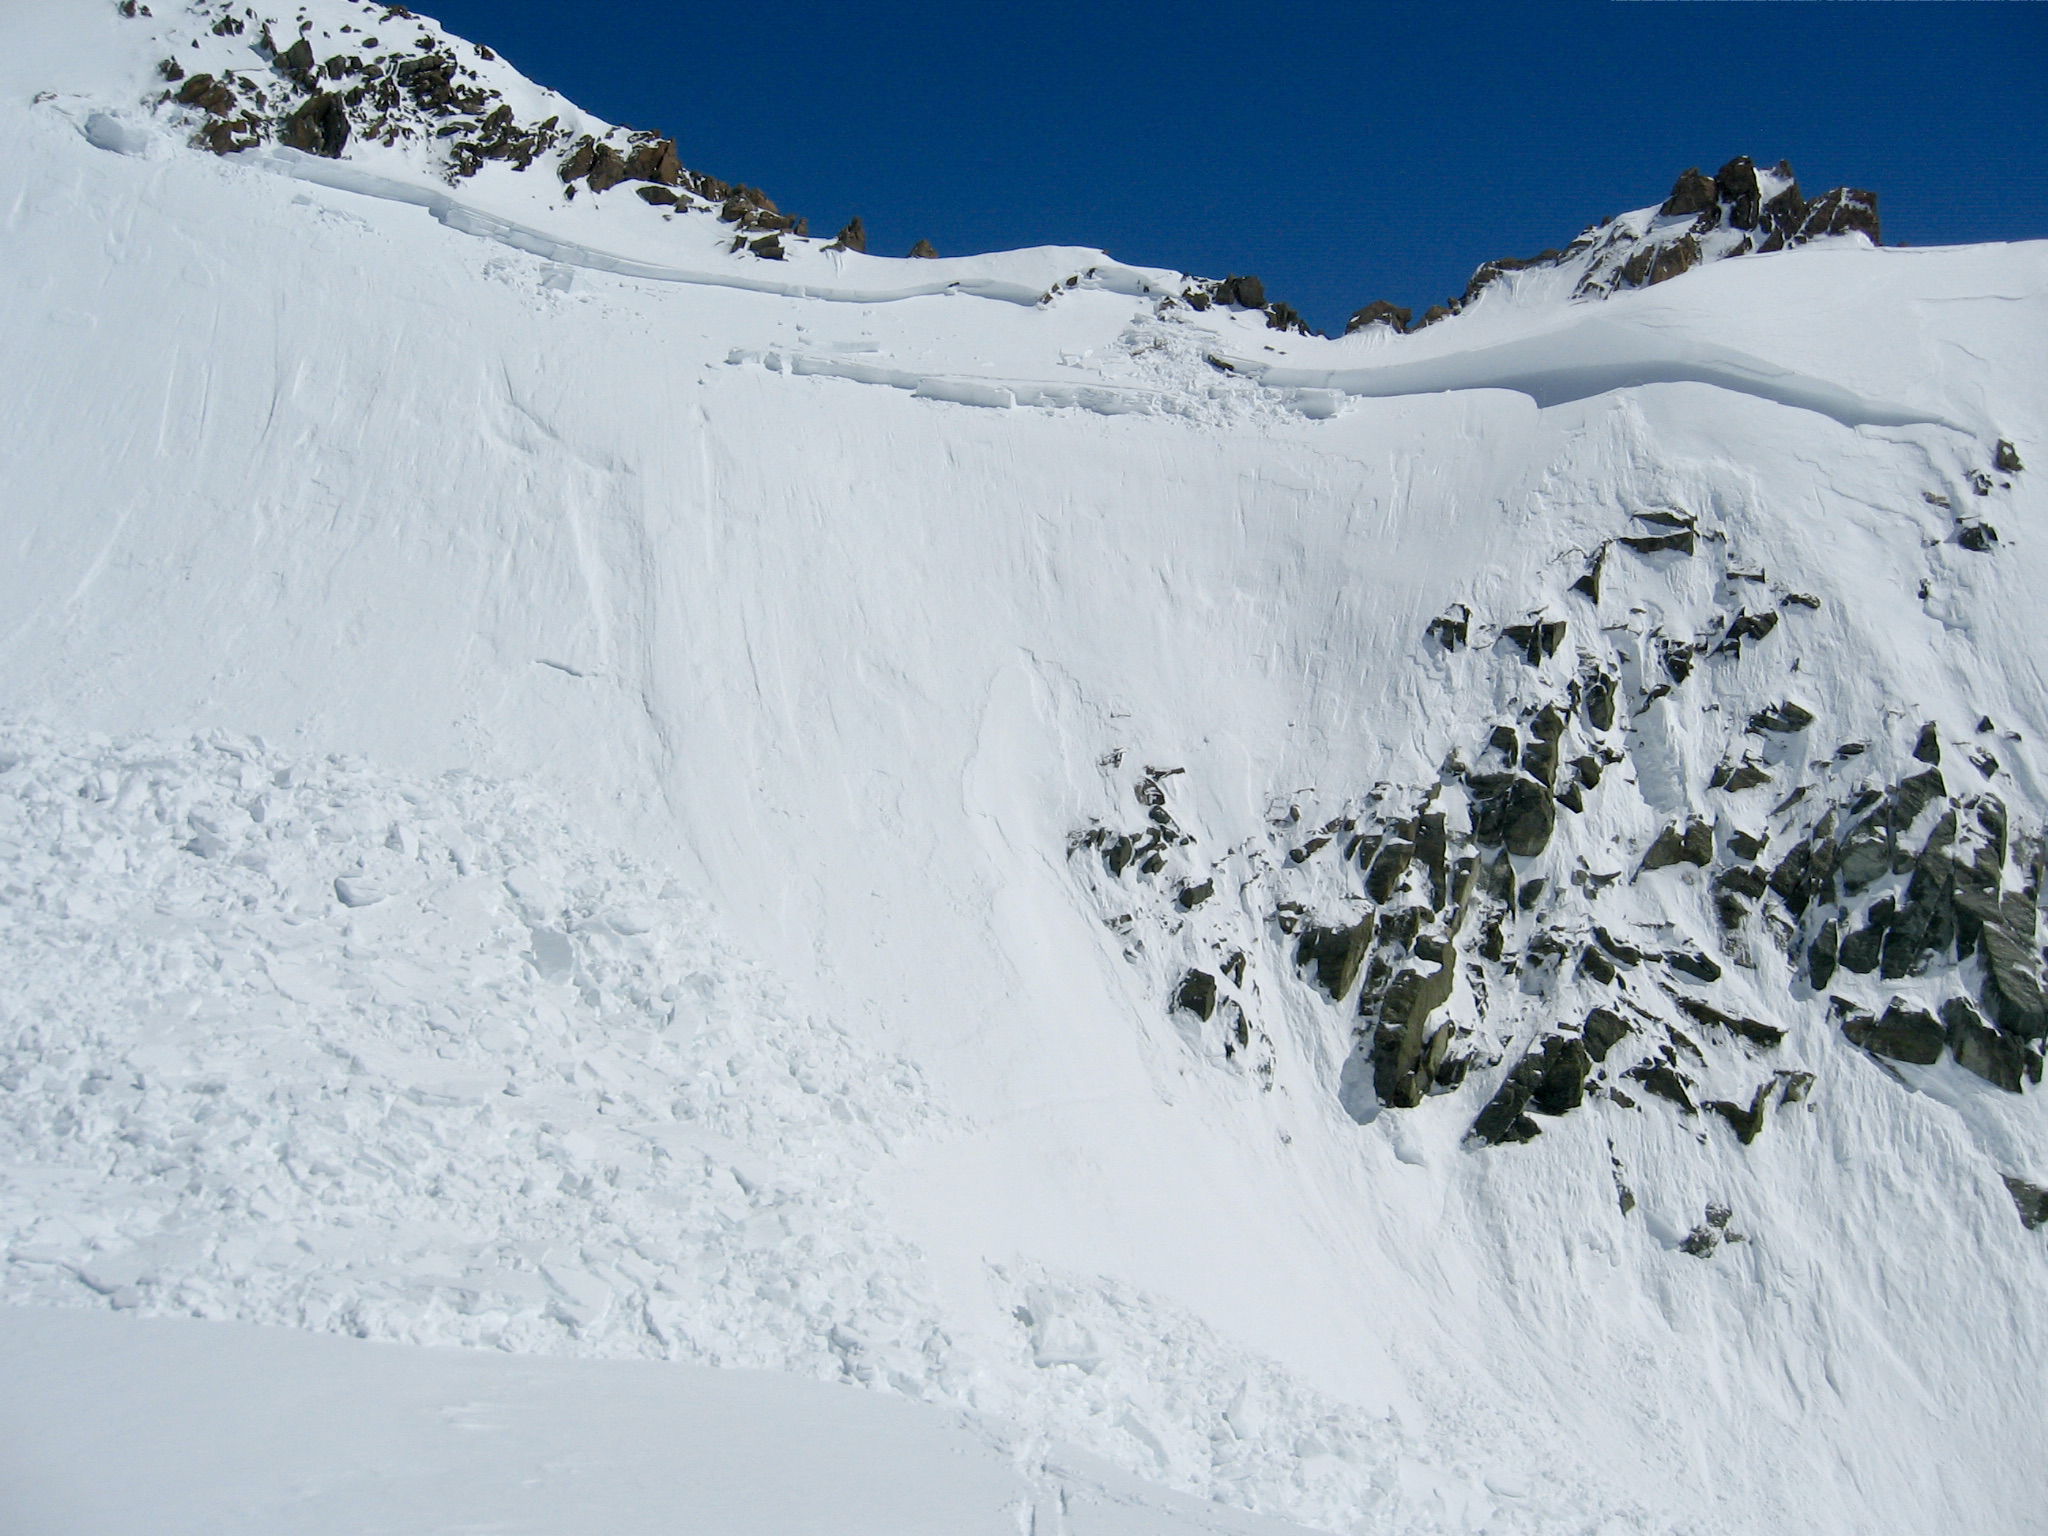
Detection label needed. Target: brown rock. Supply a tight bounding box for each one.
[907,239,939,259]
[1345,300,1412,334]
[280,92,350,158]
[1660,168,1717,218]
[1796,186,1881,245]
[1213,274,1266,310]
[1714,156,1763,230]
[586,143,628,192]
[827,216,867,253]
[623,137,682,186]
[175,73,237,116]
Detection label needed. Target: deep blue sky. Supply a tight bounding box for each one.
[420,0,2045,333]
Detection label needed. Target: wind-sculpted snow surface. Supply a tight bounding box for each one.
[5,1,2048,1533]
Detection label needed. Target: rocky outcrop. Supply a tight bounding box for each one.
[1345,301,1413,335]
[279,90,348,157]
[1387,156,1884,329]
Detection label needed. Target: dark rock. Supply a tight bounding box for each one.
[1729,829,1767,861]
[1501,619,1566,664]
[1619,529,1696,557]
[623,137,682,186]
[1994,439,2024,474]
[559,138,596,182]
[1714,157,1763,230]
[1296,918,1375,1000]
[1571,547,1607,603]
[1808,919,1840,989]
[1749,701,1815,734]
[1426,605,1470,651]
[1796,186,1881,245]
[1886,768,1947,842]
[277,36,316,85]
[1174,969,1217,1021]
[907,239,939,259]
[827,217,867,253]
[1365,840,1414,903]
[1647,237,1701,286]
[1579,946,1617,985]
[1842,999,1945,1065]
[1716,865,1770,901]
[175,73,237,115]
[1370,959,1458,1109]
[1913,721,1942,765]
[747,234,786,260]
[1706,1081,1777,1145]
[1664,948,1723,984]
[1594,927,1646,966]
[1642,820,1714,872]
[1469,1035,1591,1143]
[1835,825,1890,895]
[1944,997,2028,1092]
[1674,994,1784,1048]
[1979,921,2047,1040]
[1958,523,1999,553]
[1584,1007,1632,1061]
[1213,274,1267,309]
[1717,610,1778,655]
[1471,776,1555,858]
[1176,878,1215,911]
[1263,302,1312,335]
[280,92,350,157]
[2005,1176,2048,1231]
[636,186,678,206]
[1661,168,1717,217]
[1345,300,1412,334]
[586,142,628,192]
[1529,1036,1594,1116]
[1838,900,1893,975]
[1583,675,1617,732]
[1626,1062,1697,1113]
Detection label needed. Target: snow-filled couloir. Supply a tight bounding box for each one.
[3,1,2046,1533]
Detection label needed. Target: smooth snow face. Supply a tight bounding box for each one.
[0,1307,1321,1536]
[3,3,2048,1535]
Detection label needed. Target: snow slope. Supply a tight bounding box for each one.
[4,2,2047,1533]
[0,1307,1319,1536]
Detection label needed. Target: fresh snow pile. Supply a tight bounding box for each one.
[0,725,943,1373]
[4,1,2048,1533]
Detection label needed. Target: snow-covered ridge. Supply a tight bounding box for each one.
[86,0,1876,342]
[1346,157,1884,335]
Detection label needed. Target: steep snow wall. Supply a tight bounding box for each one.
[4,3,2048,1533]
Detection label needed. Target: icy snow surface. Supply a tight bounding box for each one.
[3,1,2048,1532]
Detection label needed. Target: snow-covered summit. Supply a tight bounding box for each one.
[1347,156,1883,334]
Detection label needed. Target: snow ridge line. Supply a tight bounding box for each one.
[230,146,1173,310]
[1227,316,1976,432]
